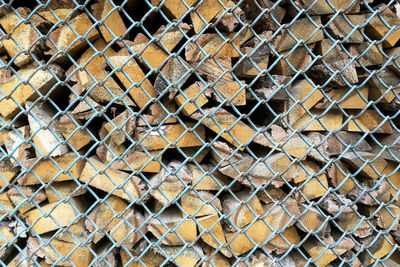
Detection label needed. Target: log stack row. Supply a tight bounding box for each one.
[0,0,400,266]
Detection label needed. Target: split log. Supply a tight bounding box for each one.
[197,214,232,257]
[190,0,228,33]
[152,244,202,267]
[120,241,166,266]
[213,0,244,32]
[45,181,87,203]
[328,161,356,195]
[26,101,68,157]
[185,33,240,62]
[108,208,145,249]
[152,0,197,20]
[175,82,209,116]
[20,152,85,185]
[0,64,63,118]
[103,109,136,146]
[293,0,359,15]
[45,13,100,63]
[344,110,393,134]
[342,151,389,180]
[245,0,286,31]
[205,80,246,106]
[188,163,230,190]
[202,246,230,267]
[0,225,14,259]
[38,8,76,24]
[349,42,385,67]
[314,86,369,109]
[365,5,400,47]
[7,186,47,214]
[154,56,191,98]
[148,207,196,245]
[108,50,156,108]
[67,39,135,106]
[28,236,93,266]
[55,115,93,151]
[235,32,271,78]
[110,149,162,173]
[85,195,128,243]
[180,190,222,217]
[326,14,366,43]
[273,16,324,52]
[287,79,324,123]
[148,161,191,205]
[290,109,343,132]
[359,234,396,265]
[296,203,329,233]
[154,23,191,52]
[136,123,205,150]
[0,193,14,216]
[367,68,400,103]
[303,236,355,267]
[0,156,18,188]
[0,8,50,67]
[92,0,128,42]
[127,34,169,69]
[79,157,146,201]
[92,242,118,267]
[222,189,264,229]
[182,146,210,163]
[23,198,87,234]
[273,44,314,76]
[137,99,177,126]
[348,179,391,206]
[4,125,33,168]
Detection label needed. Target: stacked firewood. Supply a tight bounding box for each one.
[1,0,400,266]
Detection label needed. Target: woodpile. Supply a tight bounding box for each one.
[1,0,400,266]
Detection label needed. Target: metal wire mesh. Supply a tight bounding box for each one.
[0,0,400,266]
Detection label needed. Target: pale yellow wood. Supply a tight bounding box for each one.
[92,0,128,42]
[120,245,165,267]
[86,195,128,243]
[329,161,356,195]
[191,108,255,148]
[366,6,400,48]
[45,181,87,203]
[152,0,197,19]
[128,34,169,69]
[185,33,240,62]
[0,193,14,216]
[136,123,205,150]
[327,14,366,43]
[315,86,369,109]
[55,115,93,151]
[288,79,324,123]
[190,0,228,33]
[148,209,197,245]
[294,0,359,15]
[0,65,62,118]
[180,190,222,218]
[154,23,191,52]
[7,186,47,214]
[273,16,324,52]
[149,161,192,205]
[344,110,393,134]
[110,149,162,173]
[296,204,328,232]
[38,8,75,24]
[175,82,208,116]
[109,52,156,108]
[291,109,343,131]
[265,226,301,255]
[197,214,232,257]
[274,45,314,75]
[29,237,92,266]
[46,13,100,62]
[20,152,85,185]
[0,158,17,188]
[23,198,85,234]
[383,162,400,202]
[79,157,144,201]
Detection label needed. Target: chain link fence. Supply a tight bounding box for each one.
[0,0,400,266]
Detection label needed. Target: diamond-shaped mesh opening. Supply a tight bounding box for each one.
[0,0,400,266]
